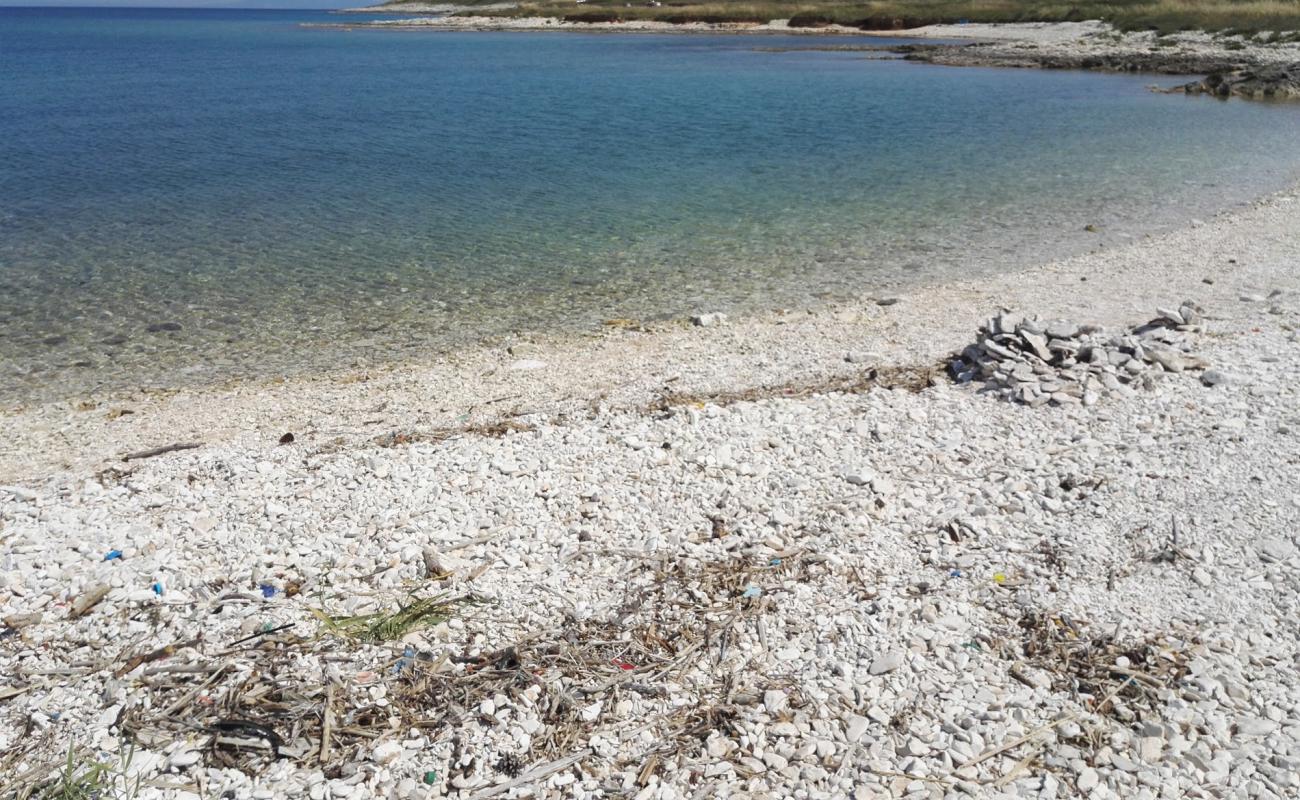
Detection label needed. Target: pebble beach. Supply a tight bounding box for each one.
[3,182,1300,800]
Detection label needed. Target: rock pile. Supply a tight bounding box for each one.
[951,302,1209,406]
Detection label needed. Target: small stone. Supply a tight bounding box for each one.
[764,689,788,715]
[1046,320,1079,339]
[1137,736,1163,762]
[422,547,444,577]
[1236,718,1278,737]
[844,351,881,365]
[763,751,789,770]
[1020,330,1052,361]
[844,714,869,743]
[869,651,905,675]
[1200,369,1230,387]
[1145,347,1185,373]
[1156,307,1184,325]
[842,469,873,486]
[1259,538,1296,563]
[691,312,728,327]
[371,741,402,765]
[1111,754,1140,772]
[169,749,202,769]
[146,322,182,333]
[1077,768,1100,792]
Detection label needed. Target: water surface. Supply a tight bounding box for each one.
[3,8,1299,403]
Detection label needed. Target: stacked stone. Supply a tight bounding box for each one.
[951,302,1207,406]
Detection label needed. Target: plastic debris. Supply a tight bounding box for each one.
[423,771,438,786]
[993,572,1007,584]
[949,569,963,578]
[260,584,277,598]
[104,550,123,561]
[741,585,762,599]
[611,658,636,671]
[152,581,165,595]
[393,645,416,675]
[769,558,782,566]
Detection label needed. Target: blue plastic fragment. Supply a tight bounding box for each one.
[104,550,123,561]
[393,645,416,675]
[769,558,782,566]
[152,582,164,595]
[741,585,762,599]
[949,569,963,578]
[260,584,277,598]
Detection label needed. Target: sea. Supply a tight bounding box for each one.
[3,7,1299,403]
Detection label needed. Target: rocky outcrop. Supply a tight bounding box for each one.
[1168,63,1300,99]
[895,43,1251,75]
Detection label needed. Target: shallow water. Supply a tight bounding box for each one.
[2,8,1299,404]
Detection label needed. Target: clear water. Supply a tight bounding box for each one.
[3,8,1299,404]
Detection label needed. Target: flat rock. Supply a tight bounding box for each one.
[1236,718,1279,737]
[869,651,905,675]
[1259,538,1296,563]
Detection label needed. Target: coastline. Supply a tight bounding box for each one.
[2,181,1298,798]
[3,179,1297,484]
[308,16,1300,95]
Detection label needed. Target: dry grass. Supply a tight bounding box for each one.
[647,363,943,414]
[97,552,825,780]
[1010,610,1194,722]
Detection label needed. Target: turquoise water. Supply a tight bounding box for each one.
[3,8,1300,403]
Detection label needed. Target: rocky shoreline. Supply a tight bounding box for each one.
[895,41,1300,99]
[307,16,1300,99]
[3,180,1299,798]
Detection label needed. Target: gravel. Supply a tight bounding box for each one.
[2,188,1299,799]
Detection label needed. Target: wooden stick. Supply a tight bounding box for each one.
[122,442,202,462]
[992,742,1046,788]
[319,684,335,765]
[156,661,230,719]
[960,677,1135,772]
[142,663,225,676]
[868,769,953,787]
[226,623,296,648]
[960,714,1075,771]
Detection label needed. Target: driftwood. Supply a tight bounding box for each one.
[122,442,203,462]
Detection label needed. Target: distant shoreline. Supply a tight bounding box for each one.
[307,17,1300,96]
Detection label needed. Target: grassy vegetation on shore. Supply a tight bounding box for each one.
[437,0,1300,35]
